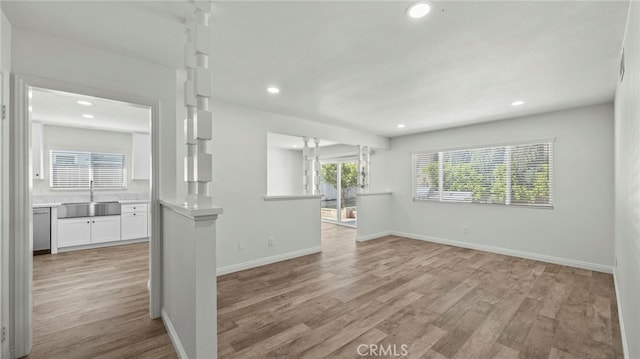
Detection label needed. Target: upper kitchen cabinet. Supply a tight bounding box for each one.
[132,132,150,180]
[32,121,44,179]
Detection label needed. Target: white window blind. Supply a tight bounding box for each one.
[413,141,553,207]
[50,150,126,189]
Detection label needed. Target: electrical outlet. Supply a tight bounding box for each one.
[463,227,469,234]
[1,325,6,342]
[238,241,245,250]
[268,236,274,246]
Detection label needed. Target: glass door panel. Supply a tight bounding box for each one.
[340,162,358,226]
[320,163,338,221]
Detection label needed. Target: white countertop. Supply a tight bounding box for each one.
[33,199,149,208]
[118,200,150,204]
[33,203,62,208]
[33,193,149,208]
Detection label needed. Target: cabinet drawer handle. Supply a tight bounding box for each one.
[86,221,90,224]
[133,213,136,216]
[92,221,95,223]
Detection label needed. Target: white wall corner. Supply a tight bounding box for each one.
[356,232,393,242]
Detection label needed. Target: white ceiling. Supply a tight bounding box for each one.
[3,1,630,137]
[30,87,151,133]
[211,1,628,137]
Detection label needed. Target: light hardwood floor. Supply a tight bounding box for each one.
[218,223,624,359]
[29,225,623,359]
[29,243,176,359]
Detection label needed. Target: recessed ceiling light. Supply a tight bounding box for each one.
[29,106,33,112]
[397,124,406,129]
[82,114,94,119]
[511,100,525,106]
[267,86,280,94]
[28,90,33,99]
[292,145,298,148]
[77,100,93,106]
[407,2,431,19]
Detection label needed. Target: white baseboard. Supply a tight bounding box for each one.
[391,231,613,274]
[356,231,392,242]
[613,268,630,359]
[56,237,149,253]
[216,246,322,276]
[161,309,188,359]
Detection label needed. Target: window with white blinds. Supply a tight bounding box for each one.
[50,150,126,189]
[413,141,553,207]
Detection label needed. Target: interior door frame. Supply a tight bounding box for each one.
[8,74,161,357]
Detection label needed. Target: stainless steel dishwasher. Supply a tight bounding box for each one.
[33,207,51,255]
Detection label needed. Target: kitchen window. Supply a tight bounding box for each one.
[50,150,126,189]
[413,141,553,207]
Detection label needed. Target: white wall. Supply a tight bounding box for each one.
[318,144,358,159]
[162,209,196,358]
[11,29,177,200]
[373,104,615,272]
[356,193,392,241]
[614,2,639,358]
[211,100,387,272]
[0,10,11,359]
[32,125,149,196]
[267,147,302,195]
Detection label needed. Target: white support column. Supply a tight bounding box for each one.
[184,3,213,209]
[302,137,310,194]
[438,151,444,201]
[160,201,222,359]
[314,138,320,195]
[363,146,371,192]
[505,146,512,205]
[357,145,363,192]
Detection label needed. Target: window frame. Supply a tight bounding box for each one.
[412,139,555,209]
[49,149,128,190]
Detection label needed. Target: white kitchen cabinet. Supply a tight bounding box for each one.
[57,217,91,247]
[121,212,148,240]
[91,216,122,244]
[32,121,44,180]
[132,133,150,180]
[57,215,121,248]
[121,203,148,240]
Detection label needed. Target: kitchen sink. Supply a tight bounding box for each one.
[58,202,121,219]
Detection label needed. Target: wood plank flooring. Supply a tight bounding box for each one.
[218,223,624,359]
[29,224,623,359]
[28,243,176,359]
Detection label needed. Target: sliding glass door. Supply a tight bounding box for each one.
[320,161,358,227]
[320,163,338,221]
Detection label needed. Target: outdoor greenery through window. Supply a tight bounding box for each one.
[50,150,126,189]
[413,141,553,207]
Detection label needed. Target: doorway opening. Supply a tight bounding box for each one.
[320,160,358,228]
[10,75,161,358]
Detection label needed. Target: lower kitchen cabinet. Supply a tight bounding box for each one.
[57,217,92,248]
[121,203,148,240]
[91,216,122,243]
[121,212,148,240]
[57,215,121,248]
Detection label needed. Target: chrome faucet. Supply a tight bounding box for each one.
[90,180,94,202]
